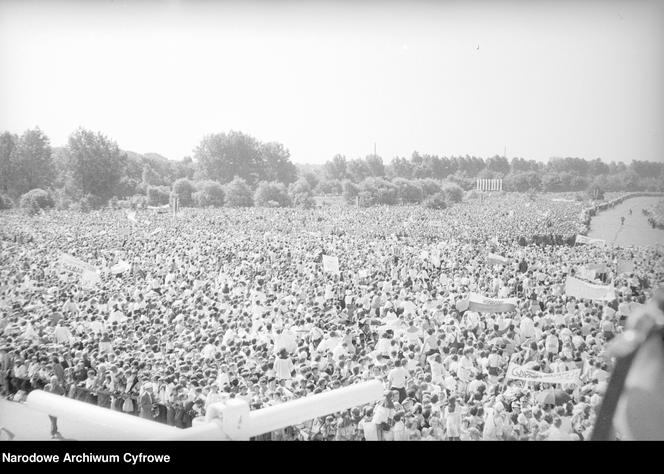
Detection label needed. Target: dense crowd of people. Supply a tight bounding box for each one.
[643,200,664,230]
[1,193,662,440]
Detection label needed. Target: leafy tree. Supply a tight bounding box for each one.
[485,155,510,176]
[224,177,254,207]
[195,131,263,185]
[261,142,297,185]
[316,179,342,195]
[142,165,160,186]
[0,132,18,196]
[324,154,348,181]
[365,154,385,177]
[347,158,371,183]
[172,178,195,207]
[65,128,126,203]
[389,157,413,179]
[2,128,54,198]
[254,181,291,207]
[342,179,359,204]
[301,171,320,191]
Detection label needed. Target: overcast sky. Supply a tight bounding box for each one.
[1,0,663,164]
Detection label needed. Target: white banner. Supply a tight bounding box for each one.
[565,276,616,301]
[322,255,340,274]
[110,260,131,275]
[617,260,635,275]
[81,270,101,288]
[576,267,596,281]
[126,210,139,224]
[59,253,97,276]
[468,293,518,313]
[575,234,606,247]
[487,253,509,266]
[149,227,164,237]
[506,362,581,385]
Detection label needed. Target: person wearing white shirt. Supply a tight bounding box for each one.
[387,359,409,403]
[53,322,73,344]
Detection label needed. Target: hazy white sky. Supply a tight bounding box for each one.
[1,0,663,164]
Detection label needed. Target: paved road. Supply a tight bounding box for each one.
[587,196,664,248]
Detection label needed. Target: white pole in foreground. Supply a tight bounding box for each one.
[243,379,384,438]
[23,380,384,440]
[26,390,182,440]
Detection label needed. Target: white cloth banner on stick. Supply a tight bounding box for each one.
[149,227,164,237]
[565,276,615,301]
[487,253,509,266]
[110,260,131,275]
[322,255,340,274]
[468,293,518,313]
[575,234,606,247]
[506,363,581,385]
[59,253,97,276]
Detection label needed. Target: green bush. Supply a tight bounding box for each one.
[254,181,291,207]
[193,180,225,207]
[393,178,423,203]
[224,177,254,207]
[172,178,195,207]
[146,186,170,206]
[20,188,54,215]
[441,183,464,203]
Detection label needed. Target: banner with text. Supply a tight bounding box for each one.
[59,253,97,276]
[506,363,581,385]
[468,293,518,313]
[565,276,616,301]
[487,253,509,266]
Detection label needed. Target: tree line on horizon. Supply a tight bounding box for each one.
[0,127,662,213]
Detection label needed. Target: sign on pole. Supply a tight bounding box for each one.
[322,255,340,274]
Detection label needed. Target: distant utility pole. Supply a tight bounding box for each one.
[374,142,376,157]
[504,145,507,158]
